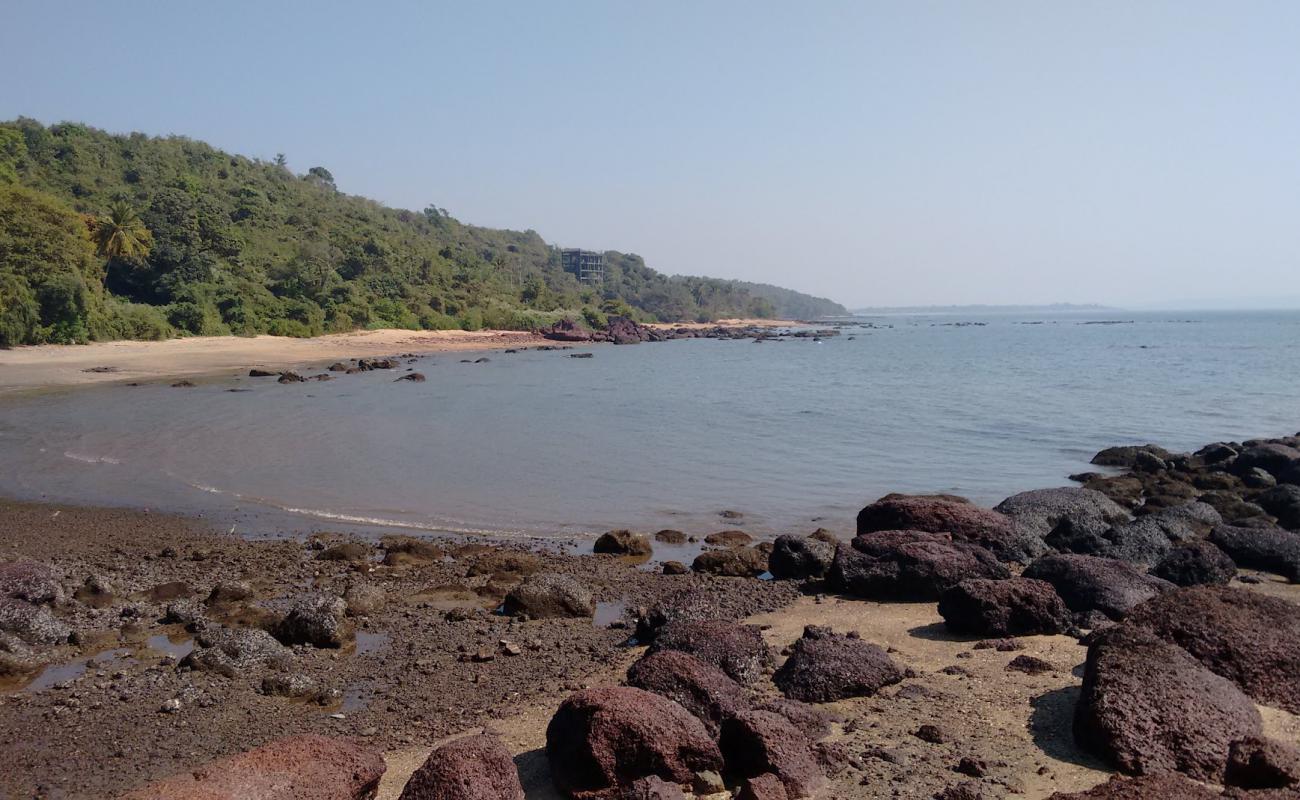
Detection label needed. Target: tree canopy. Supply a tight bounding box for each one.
[0,118,845,344]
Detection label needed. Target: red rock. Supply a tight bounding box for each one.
[1046,774,1218,799]
[938,577,1072,636]
[737,773,789,800]
[626,650,749,735]
[856,495,1038,562]
[1225,736,1300,790]
[720,711,824,798]
[118,734,384,800]
[772,626,903,703]
[829,531,1009,601]
[648,619,772,685]
[397,733,522,800]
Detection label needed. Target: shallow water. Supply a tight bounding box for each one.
[1,310,1297,540]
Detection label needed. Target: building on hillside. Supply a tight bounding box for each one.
[560,248,605,284]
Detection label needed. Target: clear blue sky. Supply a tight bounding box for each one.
[4,1,1299,308]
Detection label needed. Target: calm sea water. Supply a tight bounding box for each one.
[1,311,1297,542]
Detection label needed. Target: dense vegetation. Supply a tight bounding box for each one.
[0,119,843,346]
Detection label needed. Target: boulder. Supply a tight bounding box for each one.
[119,734,385,800]
[1046,774,1219,799]
[1210,524,1300,581]
[0,597,71,645]
[1124,586,1300,713]
[937,577,1073,637]
[503,573,594,619]
[737,774,789,800]
[653,530,687,545]
[183,623,291,677]
[620,777,687,799]
[1054,502,1226,567]
[856,495,1040,562]
[545,686,724,799]
[692,547,768,577]
[543,319,593,342]
[648,619,773,685]
[1199,493,1271,524]
[273,595,350,648]
[1233,444,1300,479]
[342,581,386,617]
[995,487,1130,538]
[635,589,730,642]
[829,532,1009,601]
[1149,541,1236,586]
[1074,625,1262,781]
[1225,736,1300,790]
[381,536,444,566]
[205,582,254,606]
[1022,554,1171,620]
[1258,485,1300,529]
[0,561,63,605]
[397,733,524,800]
[719,710,825,798]
[1091,445,1176,469]
[316,542,370,562]
[772,626,904,703]
[755,698,834,741]
[594,530,652,557]
[705,530,753,547]
[626,650,749,734]
[464,549,541,579]
[768,535,836,580]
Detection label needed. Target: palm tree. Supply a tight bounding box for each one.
[93,201,153,260]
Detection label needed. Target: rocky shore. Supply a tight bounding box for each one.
[3,432,1300,798]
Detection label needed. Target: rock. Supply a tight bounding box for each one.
[1200,492,1270,524]
[636,589,729,642]
[1054,503,1223,567]
[654,530,687,545]
[543,318,594,342]
[1091,445,1176,468]
[626,650,749,735]
[327,362,349,372]
[1198,442,1240,464]
[661,561,689,576]
[937,577,1073,637]
[119,734,385,800]
[856,494,1039,562]
[0,561,64,605]
[1233,444,1300,479]
[1074,624,1262,780]
[705,530,753,547]
[464,549,540,579]
[381,536,444,566]
[648,620,773,685]
[356,357,399,371]
[913,724,951,744]
[545,686,724,799]
[183,624,290,677]
[170,380,196,388]
[1046,774,1219,799]
[73,574,115,607]
[754,698,834,741]
[1242,467,1279,489]
[274,594,350,648]
[1022,554,1171,620]
[397,732,524,800]
[277,371,305,383]
[594,530,652,556]
[1210,524,1300,581]
[1258,485,1300,529]
[719,710,825,798]
[768,535,836,580]
[772,625,904,703]
[691,547,768,577]
[829,532,1010,601]
[261,672,319,699]
[146,580,194,602]
[395,372,426,383]
[317,542,370,562]
[248,369,277,377]
[1149,540,1236,586]
[1124,585,1300,713]
[503,573,594,619]
[0,597,71,645]
[162,601,204,627]
[205,582,254,606]
[621,776,687,800]
[995,487,1129,538]
[1006,654,1054,674]
[1225,736,1300,790]
[343,581,386,617]
[737,774,789,800]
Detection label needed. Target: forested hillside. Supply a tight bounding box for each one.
[730,280,846,319]
[0,119,840,346]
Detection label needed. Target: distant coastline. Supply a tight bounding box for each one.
[844,302,1120,315]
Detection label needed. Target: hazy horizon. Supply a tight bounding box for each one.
[4,1,1298,310]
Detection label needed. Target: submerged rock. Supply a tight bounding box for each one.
[772,626,904,703]
[545,686,723,799]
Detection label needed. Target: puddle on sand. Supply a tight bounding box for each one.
[21,648,134,693]
[146,633,195,661]
[593,600,629,629]
[354,631,389,657]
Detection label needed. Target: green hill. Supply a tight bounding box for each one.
[0,118,841,346]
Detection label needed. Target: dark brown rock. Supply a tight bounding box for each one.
[545,687,723,800]
[1124,585,1300,713]
[829,531,1010,601]
[119,734,385,799]
[1022,553,1171,620]
[648,620,773,685]
[937,577,1072,636]
[653,530,687,545]
[719,710,824,798]
[737,773,789,800]
[1149,540,1236,586]
[692,547,768,577]
[316,542,370,562]
[626,650,749,735]
[1074,624,1262,780]
[0,560,64,605]
[772,625,904,703]
[1046,774,1219,799]
[274,594,350,648]
[994,487,1130,538]
[620,776,687,800]
[1210,524,1300,581]
[594,530,652,556]
[1225,736,1300,790]
[768,535,836,580]
[857,495,1040,562]
[705,530,753,547]
[397,733,523,800]
[1006,654,1054,674]
[503,573,594,619]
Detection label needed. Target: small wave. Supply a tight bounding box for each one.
[188,482,226,495]
[275,505,530,538]
[63,452,121,465]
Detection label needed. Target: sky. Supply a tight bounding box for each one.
[3,1,1299,309]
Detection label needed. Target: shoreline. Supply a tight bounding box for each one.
[0,318,804,395]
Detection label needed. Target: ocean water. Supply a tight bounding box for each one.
[1,310,1297,542]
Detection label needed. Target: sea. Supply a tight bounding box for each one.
[1,310,1297,544]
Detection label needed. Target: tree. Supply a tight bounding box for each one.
[274,153,287,168]
[92,201,153,260]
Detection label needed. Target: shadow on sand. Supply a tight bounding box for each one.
[1029,686,1110,771]
[516,748,563,800]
